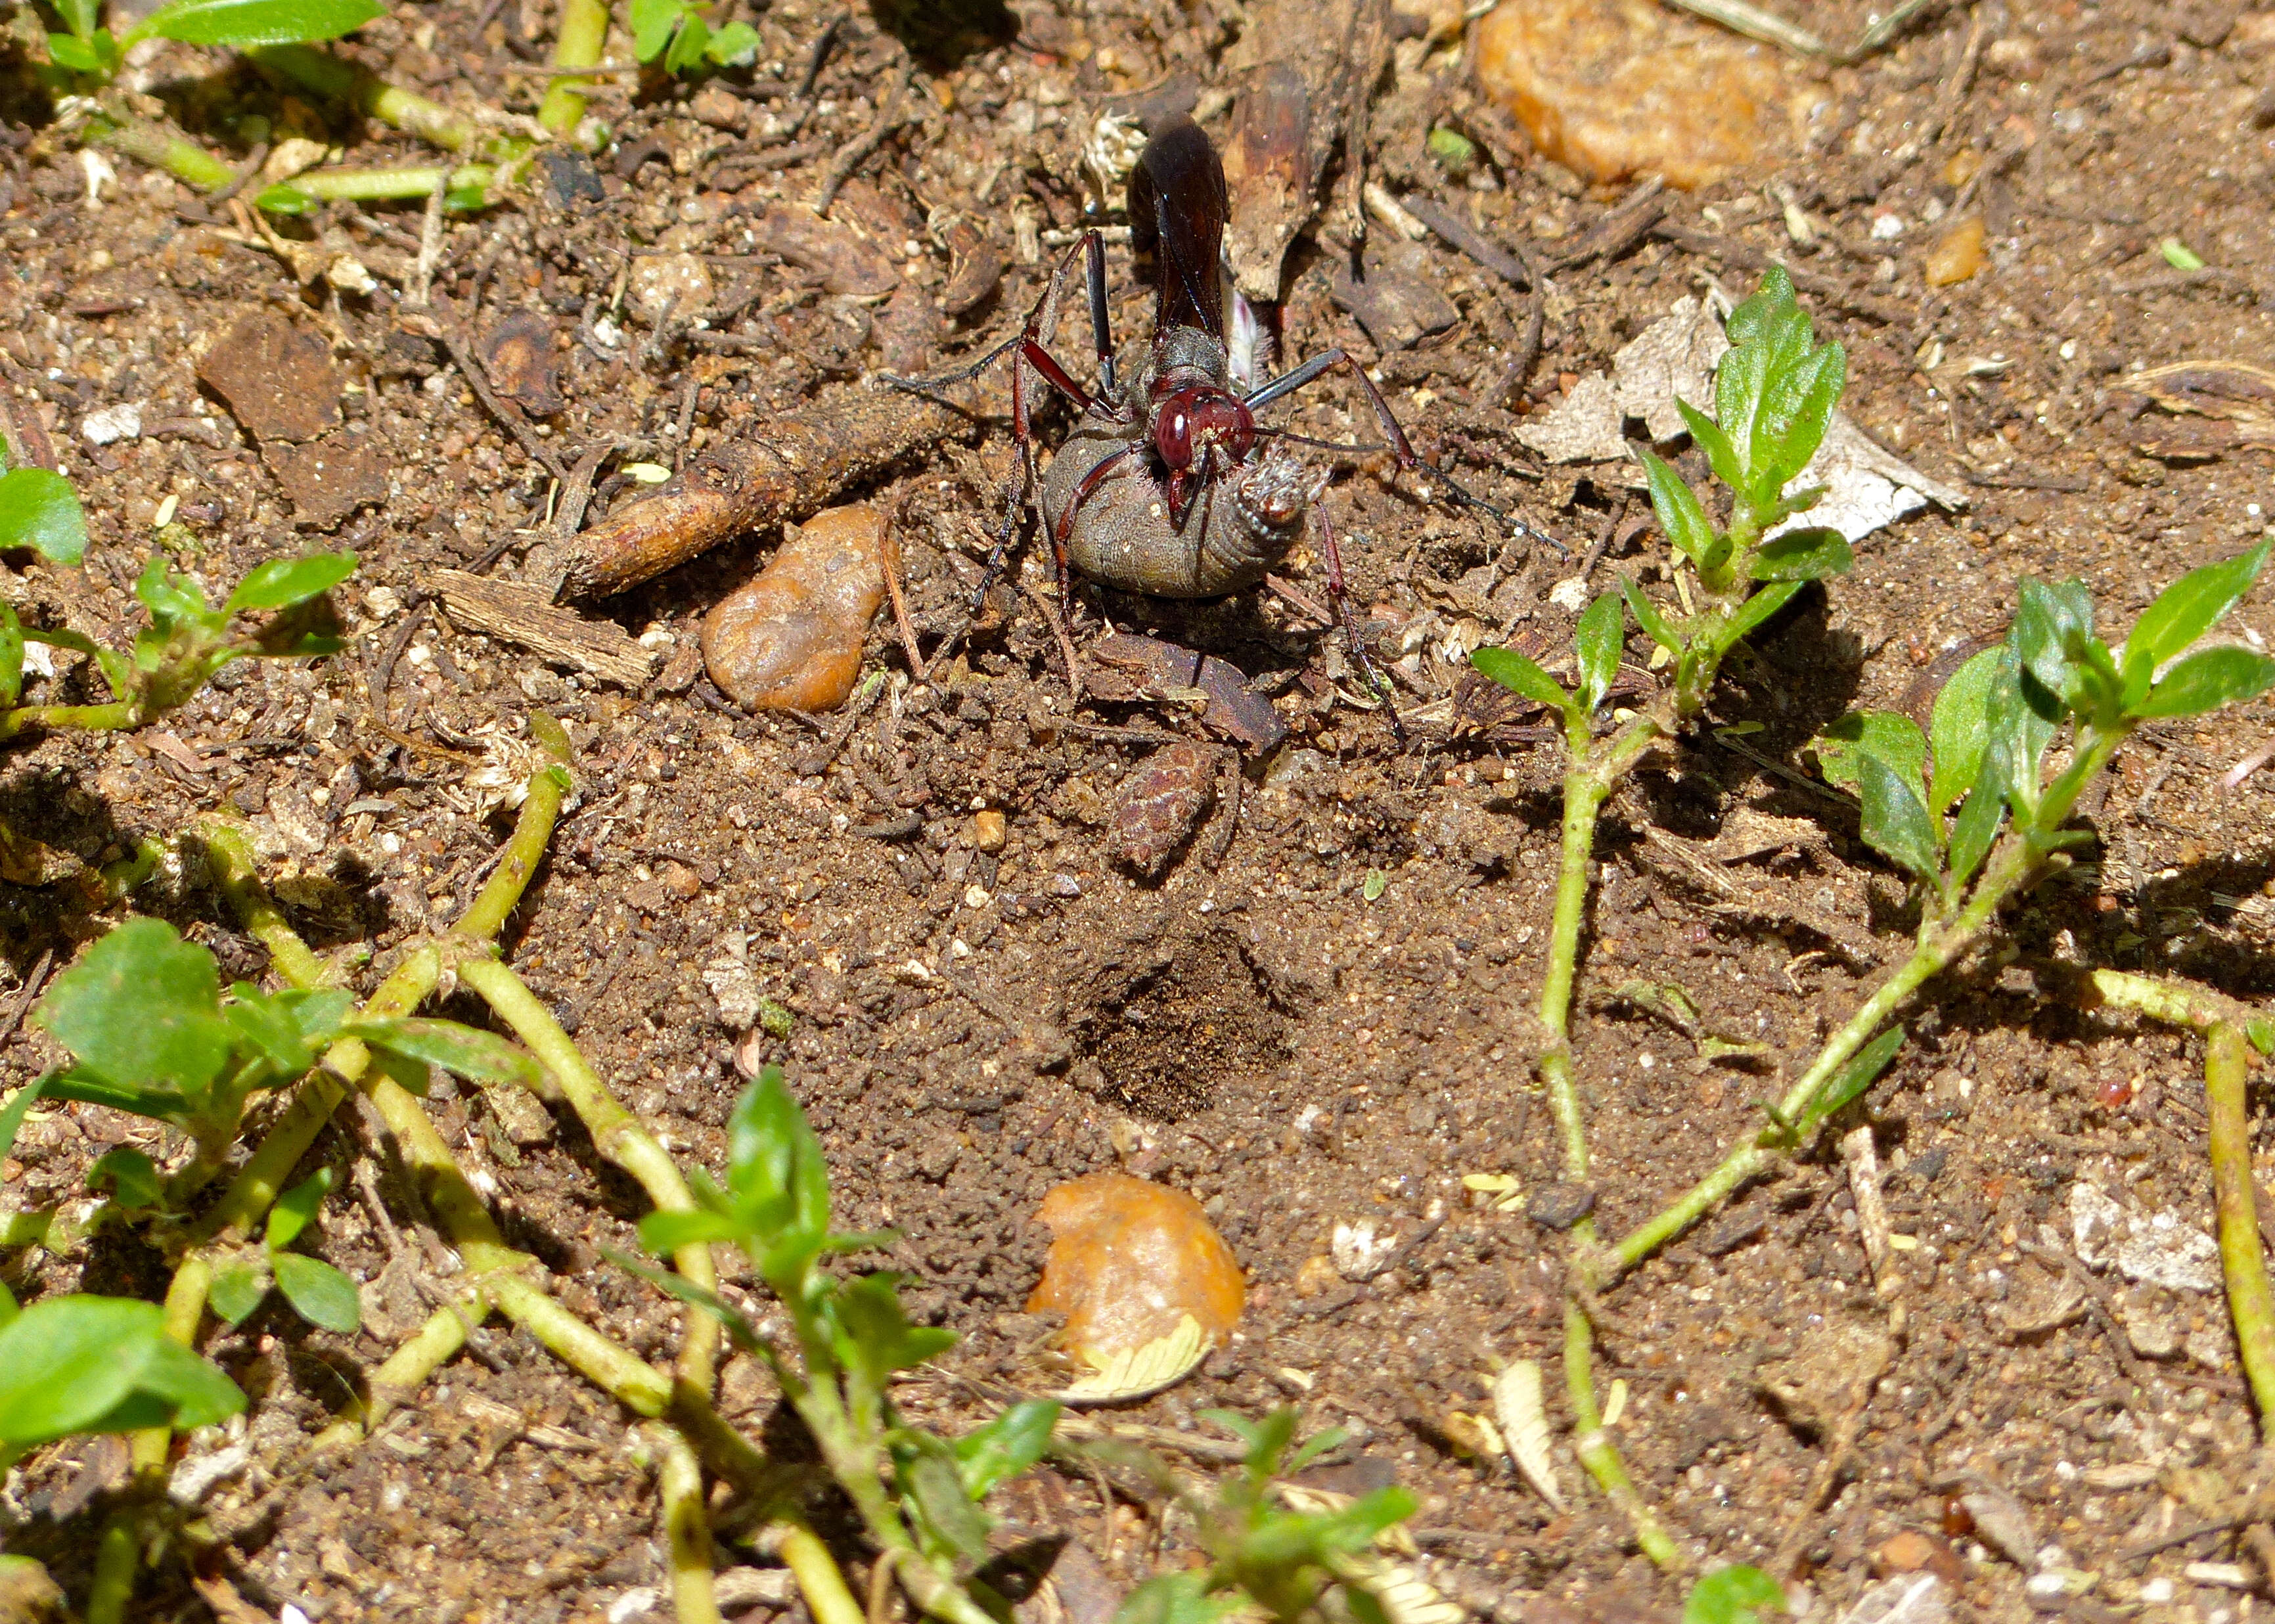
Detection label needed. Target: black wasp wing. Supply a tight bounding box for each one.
[1127,116,1227,341]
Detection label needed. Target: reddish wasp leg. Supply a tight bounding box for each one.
[1311,501,1407,743]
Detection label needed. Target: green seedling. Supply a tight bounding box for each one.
[630,0,757,74]
[0,540,356,739]
[1099,1410,1418,1624]
[1466,269,1853,1566]
[622,1066,1054,1624]
[207,1166,361,1334]
[18,916,543,1217]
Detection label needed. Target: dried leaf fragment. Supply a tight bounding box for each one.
[1491,1359,1566,1512]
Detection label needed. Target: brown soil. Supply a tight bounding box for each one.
[5,1,2275,1621]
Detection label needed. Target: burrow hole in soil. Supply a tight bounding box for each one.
[1075,926,1294,1119]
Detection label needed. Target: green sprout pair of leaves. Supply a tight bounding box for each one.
[1106,1410,1416,1624]
[44,0,384,83]
[625,1068,1058,1582]
[1683,1566,1786,1624]
[629,0,757,74]
[1816,541,2275,904]
[208,1165,361,1334]
[0,436,87,568]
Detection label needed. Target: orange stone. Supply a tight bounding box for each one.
[1474,0,1796,189]
[700,503,888,711]
[1924,216,1988,286]
[1027,1173,1246,1356]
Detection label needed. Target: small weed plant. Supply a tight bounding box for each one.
[1472,269,2275,1566]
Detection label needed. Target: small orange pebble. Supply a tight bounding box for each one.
[1027,1173,1246,1357]
[700,503,887,711]
[1924,216,1988,286]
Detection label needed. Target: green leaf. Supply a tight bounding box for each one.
[87,1148,162,1209]
[57,0,101,42]
[1620,576,1682,653]
[1927,645,2003,814]
[1856,752,1940,882]
[267,1165,334,1251]
[2122,541,2270,703]
[208,1263,269,1326]
[602,1244,767,1350]
[901,1438,994,1562]
[663,11,709,73]
[1759,343,1845,491]
[1801,1027,1904,1133]
[727,1066,833,1252]
[225,985,317,1079]
[135,0,383,47]
[1751,527,1851,582]
[0,600,24,708]
[1637,449,1719,570]
[1573,589,1623,711]
[47,31,105,70]
[345,1018,544,1091]
[1676,398,1742,497]
[254,184,316,215]
[1684,1565,1787,1624]
[223,550,355,615]
[1945,734,2008,887]
[1717,579,1804,650]
[135,556,217,636]
[274,1253,360,1333]
[0,1296,242,1445]
[955,1400,1060,1499]
[0,1283,15,1328]
[0,1074,45,1169]
[2160,237,2206,273]
[0,468,89,566]
[832,1273,957,1396]
[1813,711,1926,801]
[2134,646,2275,719]
[629,0,683,60]
[1470,646,1571,714]
[35,920,233,1116]
[38,1066,189,1122]
[639,1205,747,1255]
[705,18,758,63]
[2011,576,2094,708]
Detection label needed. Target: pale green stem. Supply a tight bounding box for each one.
[777,1525,868,1624]
[286,164,499,204]
[0,702,141,738]
[1609,724,2129,1277]
[85,1509,139,1624]
[644,1423,723,1624]
[87,114,237,192]
[539,0,614,138]
[251,45,486,154]
[459,955,721,1393]
[1564,1304,1681,1567]
[2206,1022,2275,1439]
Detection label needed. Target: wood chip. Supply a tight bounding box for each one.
[432,569,657,687]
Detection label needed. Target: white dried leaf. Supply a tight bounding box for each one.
[1835,1574,1947,1624]
[1345,1555,1466,1624]
[1054,1313,1209,1405]
[1491,1359,1565,1513]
